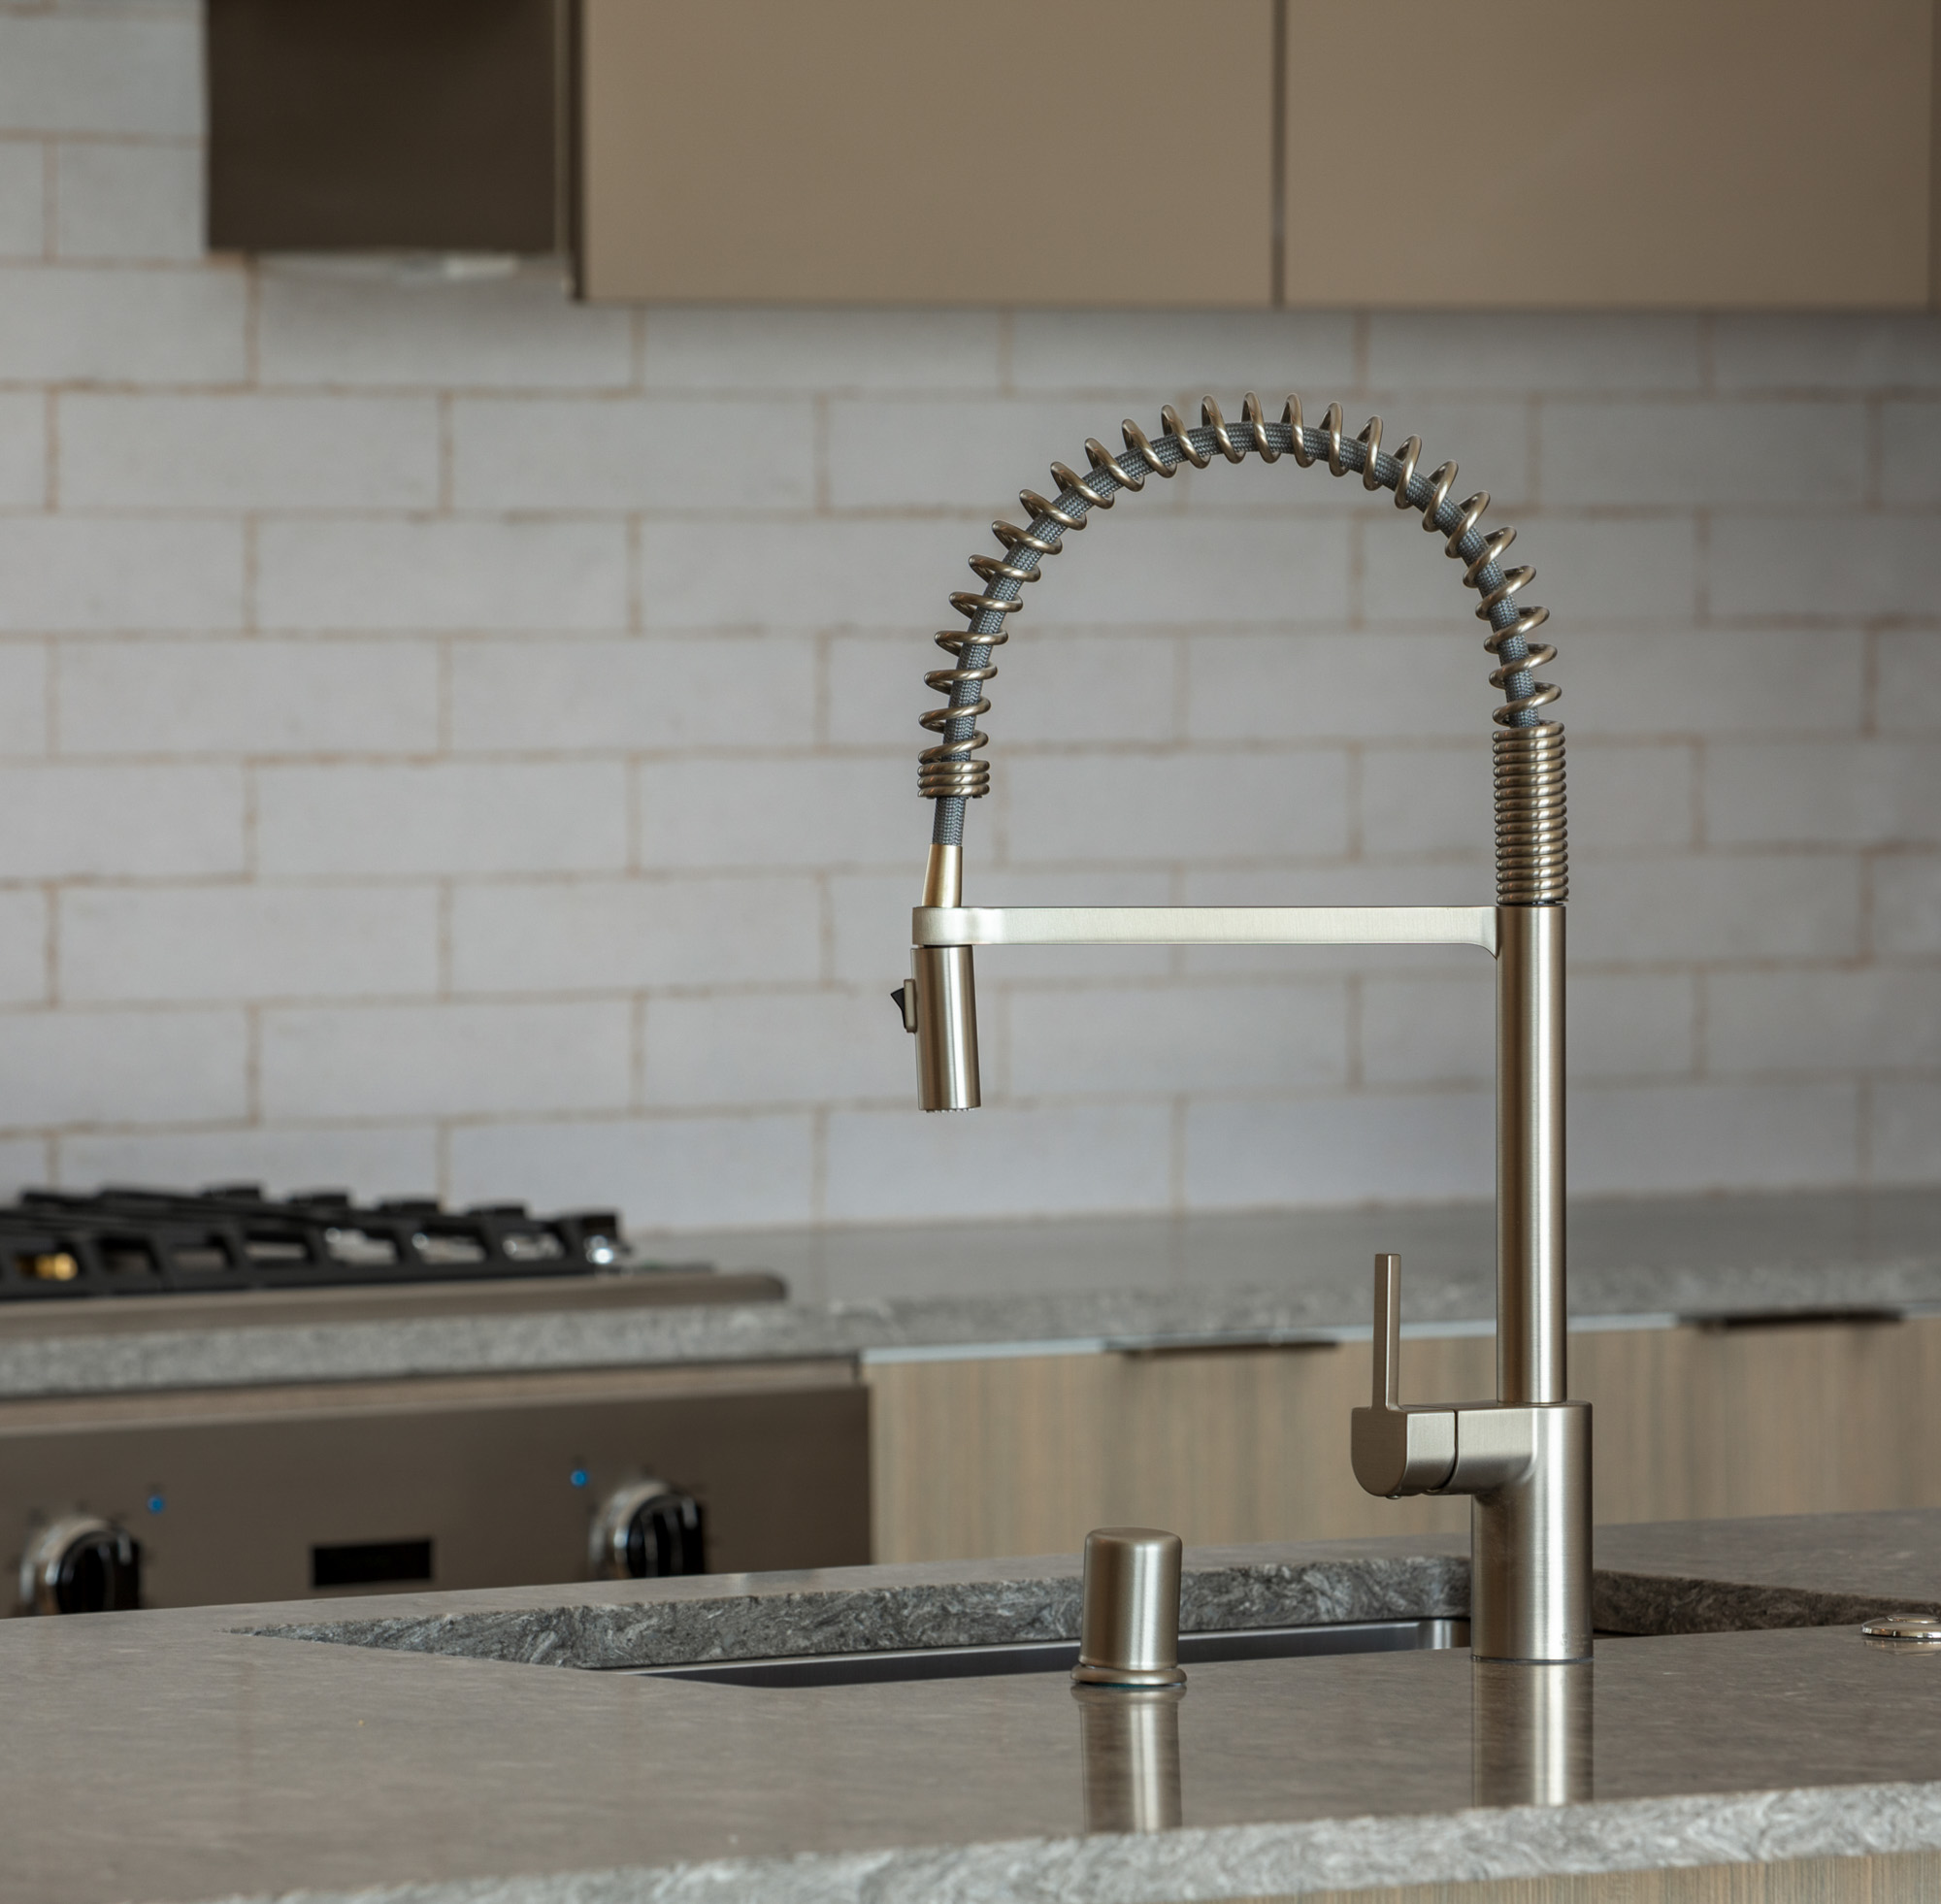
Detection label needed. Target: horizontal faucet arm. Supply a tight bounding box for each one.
[912,904,1498,953]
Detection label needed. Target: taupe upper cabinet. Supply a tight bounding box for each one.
[576,0,1276,305]
[1282,0,1936,309]
[576,0,1937,309]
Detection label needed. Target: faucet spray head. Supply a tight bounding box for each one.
[908,944,980,1111]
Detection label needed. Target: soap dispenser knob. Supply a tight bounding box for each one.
[1071,1526,1186,1688]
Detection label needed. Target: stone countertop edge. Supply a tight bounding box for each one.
[196,1782,1941,1904]
[248,1527,1941,1672]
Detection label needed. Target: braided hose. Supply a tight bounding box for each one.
[919,395,1566,905]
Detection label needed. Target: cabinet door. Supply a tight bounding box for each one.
[1283,0,1934,308]
[578,0,1275,305]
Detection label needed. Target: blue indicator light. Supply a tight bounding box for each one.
[147,1494,166,1515]
[569,1468,588,1490]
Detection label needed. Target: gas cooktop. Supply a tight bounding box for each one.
[0,1187,635,1301]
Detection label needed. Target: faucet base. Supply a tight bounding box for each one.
[1469,1400,1592,1664]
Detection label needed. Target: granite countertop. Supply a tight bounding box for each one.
[0,1188,1937,1399]
[11,1511,1941,1904]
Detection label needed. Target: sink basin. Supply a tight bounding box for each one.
[635,1617,1467,1690]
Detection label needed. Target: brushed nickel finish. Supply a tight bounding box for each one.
[912,944,979,1112]
[899,398,1585,1662]
[1472,1658,1594,1807]
[1499,905,1566,1406]
[1071,1526,1187,1689]
[1863,1616,1941,1644]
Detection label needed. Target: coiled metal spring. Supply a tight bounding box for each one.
[919,394,1564,903]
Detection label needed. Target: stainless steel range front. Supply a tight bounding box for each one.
[0,1188,869,1615]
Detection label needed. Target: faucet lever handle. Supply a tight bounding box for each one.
[1372,1252,1400,1407]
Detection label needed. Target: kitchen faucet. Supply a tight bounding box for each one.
[894,396,1588,1664]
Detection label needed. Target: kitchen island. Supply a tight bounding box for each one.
[9,1510,1941,1904]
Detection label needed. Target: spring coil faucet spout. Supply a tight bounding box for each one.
[893,395,1586,1664]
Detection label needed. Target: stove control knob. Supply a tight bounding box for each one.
[20,1515,142,1615]
[590,1480,706,1580]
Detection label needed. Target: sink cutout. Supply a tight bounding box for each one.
[635,1617,1467,1690]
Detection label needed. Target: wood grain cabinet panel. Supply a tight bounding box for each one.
[1282,0,1936,308]
[577,0,1275,305]
[869,1317,1941,1564]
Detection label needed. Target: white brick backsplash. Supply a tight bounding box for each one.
[0,142,43,258]
[1706,741,1941,848]
[1361,974,1494,1086]
[638,756,909,870]
[261,1001,631,1120]
[0,1006,246,1127]
[60,885,439,1003]
[58,1124,440,1202]
[0,642,47,755]
[1711,514,1941,621]
[1009,311,1357,396]
[0,764,242,877]
[1875,856,1941,955]
[1190,633,1476,742]
[1569,1081,1859,1194]
[639,514,970,632]
[451,875,822,993]
[1366,314,1702,393]
[830,398,1148,513]
[643,989,905,1107]
[1712,315,1941,391]
[1187,1091,1495,1207]
[1882,403,1941,502]
[1567,743,1695,853]
[58,640,438,755]
[61,394,438,509]
[1875,631,1941,734]
[0,15,199,139]
[0,262,244,382]
[0,391,47,507]
[0,517,242,632]
[1563,628,1865,739]
[1008,978,1348,1099]
[643,307,1003,394]
[450,1113,815,1230]
[1871,1082,1941,1184]
[1571,972,1697,1081]
[1541,400,1867,509]
[257,264,632,391]
[1004,750,1349,866]
[825,1101,1172,1223]
[1709,968,1941,1075]
[1362,515,1698,627]
[0,6,1931,1221]
[1571,854,1861,964]
[832,630,1174,752]
[0,888,47,1004]
[257,763,627,878]
[51,139,199,261]
[1360,744,1491,860]
[450,636,812,754]
[256,519,627,633]
[453,397,814,511]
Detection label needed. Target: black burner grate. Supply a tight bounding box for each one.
[0,1186,627,1300]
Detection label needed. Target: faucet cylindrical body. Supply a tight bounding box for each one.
[1497,904,1565,1406]
[1469,1397,1591,1662]
[914,944,979,1111]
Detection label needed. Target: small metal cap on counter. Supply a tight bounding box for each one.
[1071,1526,1186,1688]
[1862,1615,1941,1644]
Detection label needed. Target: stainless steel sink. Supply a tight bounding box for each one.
[635,1617,1467,1689]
